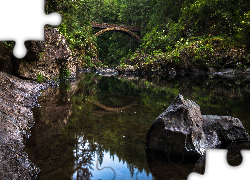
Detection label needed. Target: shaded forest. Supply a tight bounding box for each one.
[10,0,250,70]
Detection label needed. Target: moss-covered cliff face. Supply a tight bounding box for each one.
[17,28,78,80]
[0,28,84,80]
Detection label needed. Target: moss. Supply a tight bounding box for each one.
[59,68,71,79]
[1,41,14,51]
[39,52,46,61]
[36,73,44,83]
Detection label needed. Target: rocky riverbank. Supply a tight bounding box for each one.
[0,72,47,179]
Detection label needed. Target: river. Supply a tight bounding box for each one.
[24,71,250,179]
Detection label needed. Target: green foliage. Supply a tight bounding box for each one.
[89,0,151,65]
[36,73,44,83]
[45,0,250,69]
[141,19,183,54]
[241,11,250,53]
[89,0,151,33]
[180,0,250,37]
[121,36,248,71]
[1,41,14,51]
[147,0,185,30]
[128,0,250,70]
[83,55,96,68]
[95,31,140,66]
[46,0,97,66]
[59,67,71,79]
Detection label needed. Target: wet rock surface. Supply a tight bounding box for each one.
[0,72,46,179]
[146,94,250,179]
[146,94,250,157]
[146,94,206,157]
[202,115,249,144]
[95,68,118,76]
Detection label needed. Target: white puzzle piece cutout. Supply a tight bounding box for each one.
[0,0,61,58]
[188,149,250,180]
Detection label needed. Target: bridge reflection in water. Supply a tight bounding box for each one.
[24,72,250,180]
[94,97,140,113]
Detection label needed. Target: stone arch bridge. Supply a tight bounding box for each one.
[91,22,141,41]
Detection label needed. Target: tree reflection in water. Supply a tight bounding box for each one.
[69,72,250,180]
[73,135,96,180]
[25,72,250,180]
[72,133,152,180]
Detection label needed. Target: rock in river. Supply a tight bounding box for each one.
[146,94,249,157]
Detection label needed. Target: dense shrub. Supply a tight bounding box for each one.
[138,0,250,68]
[141,19,183,54]
[180,0,250,38]
[241,11,250,53]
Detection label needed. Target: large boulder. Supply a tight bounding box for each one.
[146,94,249,156]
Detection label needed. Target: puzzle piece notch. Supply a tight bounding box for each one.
[0,0,62,58]
[188,149,249,180]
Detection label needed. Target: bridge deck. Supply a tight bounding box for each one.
[91,22,141,32]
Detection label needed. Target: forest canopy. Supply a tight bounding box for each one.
[45,0,250,69]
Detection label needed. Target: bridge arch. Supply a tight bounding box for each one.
[94,27,141,41]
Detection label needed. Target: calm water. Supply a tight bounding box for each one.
[24,72,250,180]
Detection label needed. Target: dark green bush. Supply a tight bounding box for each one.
[180,0,250,38]
[241,11,250,53]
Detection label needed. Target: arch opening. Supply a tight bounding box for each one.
[93,27,141,66]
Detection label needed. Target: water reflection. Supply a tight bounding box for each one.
[73,136,95,180]
[25,72,250,179]
[146,149,205,180]
[68,74,153,179]
[72,135,152,180]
